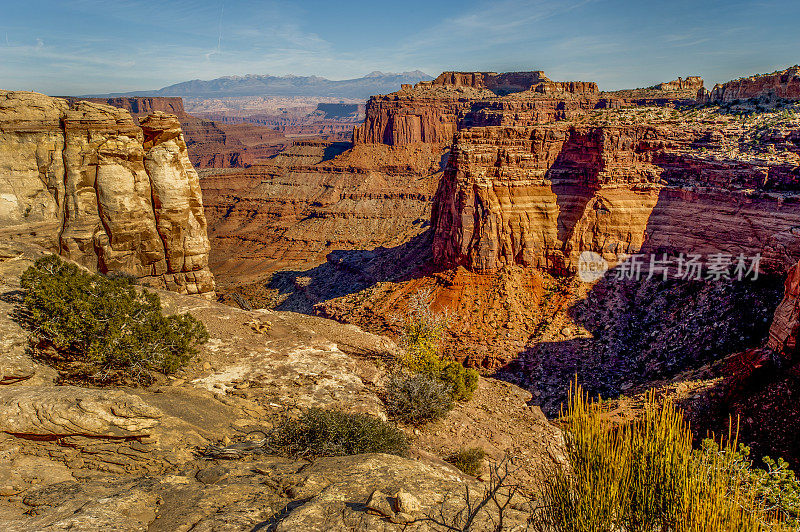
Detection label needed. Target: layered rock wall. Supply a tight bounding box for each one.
[431,124,800,275]
[655,76,704,92]
[428,71,598,95]
[0,91,215,295]
[768,260,800,359]
[708,66,800,102]
[201,142,443,288]
[354,71,670,146]
[353,96,473,145]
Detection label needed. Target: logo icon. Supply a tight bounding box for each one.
[577,251,608,282]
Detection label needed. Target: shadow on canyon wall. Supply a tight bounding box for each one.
[496,267,782,409]
[265,229,436,314]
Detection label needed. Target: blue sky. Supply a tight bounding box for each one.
[1,0,798,95]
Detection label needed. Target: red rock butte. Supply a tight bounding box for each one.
[354,70,698,146]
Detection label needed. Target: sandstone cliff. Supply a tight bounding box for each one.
[707,65,800,102]
[315,95,800,380]
[62,96,187,116]
[201,142,442,297]
[767,260,800,359]
[428,70,599,95]
[354,70,690,146]
[431,108,800,276]
[654,76,704,92]
[0,91,215,295]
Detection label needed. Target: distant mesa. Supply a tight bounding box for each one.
[652,76,704,92]
[419,70,599,95]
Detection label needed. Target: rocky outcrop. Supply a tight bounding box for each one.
[65,96,288,169]
[0,91,215,295]
[707,65,800,102]
[655,76,704,92]
[431,119,800,275]
[767,260,800,359]
[354,71,685,146]
[428,71,599,95]
[0,247,562,529]
[353,93,608,146]
[353,94,473,145]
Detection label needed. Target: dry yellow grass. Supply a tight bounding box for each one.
[533,381,790,532]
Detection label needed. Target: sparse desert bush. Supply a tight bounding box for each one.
[384,372,454,425]
[533,381,793,532]
[698,439,800,528]
[439,360,479,402]
[269,407,409,459]
[400,289,479,402]
[445,447,486,477]
[18,255,208,384]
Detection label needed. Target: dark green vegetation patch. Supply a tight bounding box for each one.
[18,255,208,385]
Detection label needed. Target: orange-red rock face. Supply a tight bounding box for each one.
[0,92,215,296]
[177,69,800,395]
[353,70,690,147]
[428,71,599,95]
[708,65,800,102]
[353,95,472,145]
[768,261,800,359]
[353,94,612,146]
[200,143,444,289]
[430,119,800,277]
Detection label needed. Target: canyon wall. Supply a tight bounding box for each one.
[354,70,693,147]
[353,94,610,146]
[430,125,663,273]
[0,91,215,296]
[427,71,599,95]
[655,76,704,92]
[431,120,800,276]
[62,96,186,116]
[768,260,800,359]
[353,95,472,145]
[708,65,800,102]
[201,142,443,292]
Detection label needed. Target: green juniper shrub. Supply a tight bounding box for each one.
[401,289,479,402]
[268,407,409,459]
[439,360,479,402]
[384,372,454,425]
[18,255,208,384]
[698,439,800,528]
[445,447,486,477]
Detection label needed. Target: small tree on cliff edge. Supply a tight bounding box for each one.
[17,255,208,384]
